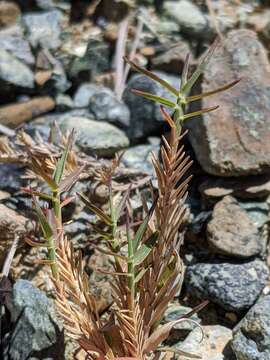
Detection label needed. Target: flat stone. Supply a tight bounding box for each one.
[207,196,263,258]
[0,49,34,89]
[0,96,55,128]
[185,259,269,312]
[60,116,129,157]
[0,1,21,28]
[231,294,270,360]
[187,30,270,176]
[200,175,270,200]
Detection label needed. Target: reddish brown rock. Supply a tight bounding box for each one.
[207,196,263,258]
[187,30,270,176]
[0,1,20,28]
[0,96,55,127]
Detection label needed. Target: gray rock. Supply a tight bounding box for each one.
[121,142,160,175]
[73,83,101,108]
[164,0,211,39]
[163,303,201,331]
[55,94,74,111]
[207,196,264,258]
[68,39,110,80]
[0,35,34,65]
[238,200,269,229]
[6,279,64,360]
[41,57,71,94]
[175,325,234,360]
[74,84,130,128]
[187,30,270,176]
[123,71,180,140]
[231,294,270,360]
[25,109,93,139]
[0,49,34,88]
[60,116,129,157]
[185,259,269,312]
[23,10,62,49]
[0,164,25,192]
[88,87,130,128]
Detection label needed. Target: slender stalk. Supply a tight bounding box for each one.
[48,189,62,280]
[127,227,135,309]
[47,235,58,279]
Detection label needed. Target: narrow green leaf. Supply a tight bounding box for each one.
[78,192,113,226]
[133,232,158,266]
[21,187,55,202]
[182,105,219,121]
[133,197,158,252]
[131,89,176,108]
[33,197,53,239]
[133,215,150,252]
[181,53,190,89]
[181,38,219,95]
[186,79,240,103]
[53,129,74,185]
[124,56,178,96]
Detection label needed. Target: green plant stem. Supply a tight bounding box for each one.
[48,190,62,280]
[48,235,58,279]
[127,232,135,308]
[53,191,62,229]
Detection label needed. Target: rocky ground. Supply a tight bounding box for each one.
[1,0,270,359]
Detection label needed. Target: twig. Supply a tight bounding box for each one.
[0,124,15,137]
[122,17,143,88]
[1,235,20,278]
[115,16,130,99]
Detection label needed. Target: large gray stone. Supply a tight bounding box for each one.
[74,84,130,128]
[0,49,34,88]
[60,116,129,157]
[231,295,270,360]
[164,0,210,39]
[123,71,180,140]
[185,259,269,312]
[23,10,62,49]
[207,196,264,258]
[6,279,64,360]
[0,35,34,65]
[187,30,270,176]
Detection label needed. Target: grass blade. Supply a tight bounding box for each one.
[186,79,240,103]
[78,192,113,226]
[53,129,74,185]
[124,56,178,96]
[131,89,176,107]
